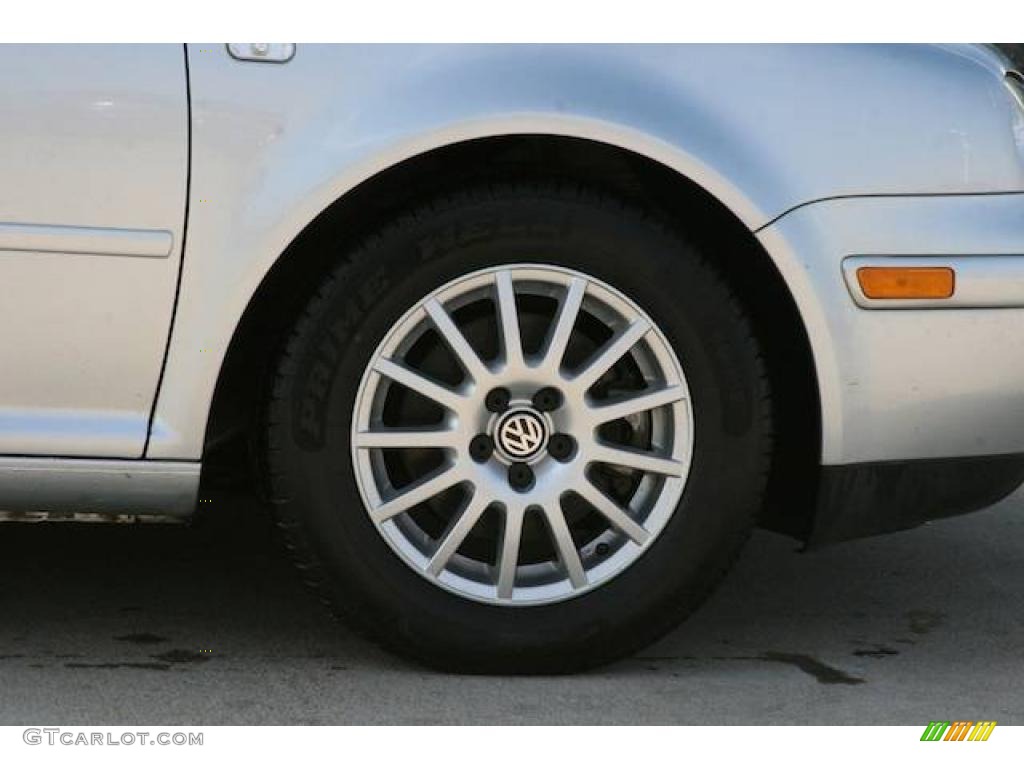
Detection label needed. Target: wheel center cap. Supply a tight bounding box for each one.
[494,408,548,460]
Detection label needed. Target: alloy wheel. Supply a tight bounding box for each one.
[351,264,693,605]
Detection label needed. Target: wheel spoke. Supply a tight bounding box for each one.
[543,504,587,589]
[590,384,687,425]
[497,504,525,598]
[424,298,490,384]
[592,444,685,477]
[494,270,524,369]
[370,466,464,523]
[575,482,650,545]
[572,318,650,391]
[354,428,460,449]
[541,277,586,373]
[373,358,465,412]
[427,490,489,576]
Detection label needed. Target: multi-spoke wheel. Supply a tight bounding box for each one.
[267,186,771,672]
[352,265,693,604]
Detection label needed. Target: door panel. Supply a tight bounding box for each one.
[0,44,188,457]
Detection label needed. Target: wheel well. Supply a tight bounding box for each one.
[204,135,821,540]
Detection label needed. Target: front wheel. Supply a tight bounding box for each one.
[266,185,772,672]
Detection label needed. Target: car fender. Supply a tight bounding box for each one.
[148,43,1024,459]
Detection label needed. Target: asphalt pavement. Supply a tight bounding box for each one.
[1,482,1022,725]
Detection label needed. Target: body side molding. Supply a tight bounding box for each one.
[0,223,173,258]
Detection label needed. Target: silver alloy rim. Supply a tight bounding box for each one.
[351,264,693,605]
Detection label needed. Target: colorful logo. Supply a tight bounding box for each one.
[920,721,996,741]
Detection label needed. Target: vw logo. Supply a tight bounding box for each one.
[495,409,548,459]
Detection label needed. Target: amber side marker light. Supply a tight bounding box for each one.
[856,266,955,300]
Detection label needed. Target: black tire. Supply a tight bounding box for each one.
[266,184,772,673]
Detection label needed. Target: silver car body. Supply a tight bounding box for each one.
[2,44,1024,530]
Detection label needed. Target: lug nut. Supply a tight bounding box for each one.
[532,386,563,412]
[469,434,494,463]
[547,433,576,462]
[485,387,511,413]
[508,462,535,492]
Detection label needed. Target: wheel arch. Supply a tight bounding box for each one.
[202,134,821,539]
